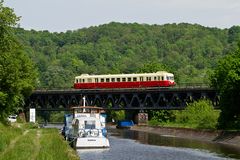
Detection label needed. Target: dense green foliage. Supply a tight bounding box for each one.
[0,1,37,119]
[175,100,219,129]
[13,22,240,88]
[211,45,240,129]
[148,100,219,129]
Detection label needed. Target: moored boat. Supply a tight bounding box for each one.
[116,120,134,129]
[64,106,110,148]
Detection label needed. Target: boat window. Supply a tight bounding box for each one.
[95,78,98,83]
[111,78,115,82]
[85,108,90,113]
[76,108,83,113]
[84,120,96,129]
[140,77,143,81]
[101,78,104,82]
[106,78,110,82]
[122,78,126,82]
[128,77,131,82]
[133,77,137,81]
[117,78,121,82]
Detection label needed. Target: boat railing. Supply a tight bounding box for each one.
[78,128,102,137]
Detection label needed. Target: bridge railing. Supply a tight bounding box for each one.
[173,83,211,89]
[34,83,212,91]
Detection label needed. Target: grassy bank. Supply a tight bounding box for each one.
[0,123,79,160]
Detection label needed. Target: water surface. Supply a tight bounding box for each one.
[77,129,240,160]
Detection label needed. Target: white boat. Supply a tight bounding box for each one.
[66,106,110,148]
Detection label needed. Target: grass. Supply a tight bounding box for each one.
[0,123,23,153]
[0,122,79,160]
[37,129,79,160]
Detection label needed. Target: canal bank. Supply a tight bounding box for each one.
[0,123,79,160]
[131,125,240,148]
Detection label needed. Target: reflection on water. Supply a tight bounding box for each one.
[113,129,240,159]
[77,128,240,160]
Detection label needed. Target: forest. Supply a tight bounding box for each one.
[14,22,240,88]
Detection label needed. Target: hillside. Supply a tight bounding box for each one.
[14,22,240,88]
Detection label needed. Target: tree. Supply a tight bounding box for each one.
[176,100,219,129]
[137,61,169,73]
[211,44,240,129]
[0,1,37,119]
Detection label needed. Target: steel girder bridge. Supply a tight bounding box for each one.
[25,87,219,111]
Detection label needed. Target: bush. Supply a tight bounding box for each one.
[148,118,160,126]
[114,110,125,121]
[148,110,177,123]
[176,99,219,129]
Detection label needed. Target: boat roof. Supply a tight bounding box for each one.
[75,116,100,121]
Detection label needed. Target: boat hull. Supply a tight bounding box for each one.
[116,120,134,129]
[76,137,110,148]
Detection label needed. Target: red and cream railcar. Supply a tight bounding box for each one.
[74,71,175,89]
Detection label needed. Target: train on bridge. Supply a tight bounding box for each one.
[74,71,175,89]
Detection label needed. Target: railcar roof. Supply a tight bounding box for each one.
[75,71,173,79]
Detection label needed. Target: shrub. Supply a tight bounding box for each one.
[148,118,159,126]
[176,99,219,129]
[148,110,177,123]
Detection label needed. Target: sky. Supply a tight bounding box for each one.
[4,0,240,32]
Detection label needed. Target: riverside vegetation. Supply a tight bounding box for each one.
[148,99,220,129]
[0,122,79,160]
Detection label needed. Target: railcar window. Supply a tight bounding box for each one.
[101,78,104,82]
[147,77,151,81]
[133,77,137,81]
[82,79,85,83]
[154,77,157,81]
[106,78,110,82]
[170,76,174,80]
[87,78,92,83]
[95,78,98,83]
[122,78,126,82]
[111,78,115,82]
[76,79,78,83]
[128,77,131,82]
[140,77,143,81]
[117,78,121,82]
[158,76,160,81]
[161,77,164,80]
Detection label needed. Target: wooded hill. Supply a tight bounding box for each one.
[14,22,240,88]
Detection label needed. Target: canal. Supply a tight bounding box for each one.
[77,128,240,160]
